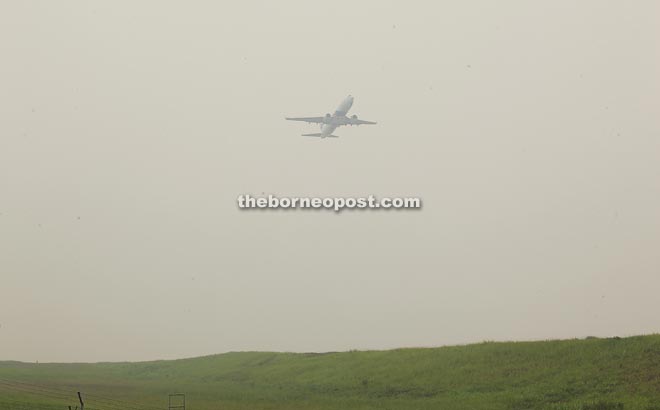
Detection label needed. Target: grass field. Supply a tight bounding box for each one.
[1,335,660,410]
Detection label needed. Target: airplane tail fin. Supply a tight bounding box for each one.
[302,133,339,138]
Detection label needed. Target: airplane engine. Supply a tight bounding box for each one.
[324,113,332,124]
[351,114,358,125]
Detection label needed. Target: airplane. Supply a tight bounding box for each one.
[285,95,376,138]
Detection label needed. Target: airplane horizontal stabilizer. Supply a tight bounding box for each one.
[302,133,339,138]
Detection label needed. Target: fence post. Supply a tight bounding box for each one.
[77,392,84,410]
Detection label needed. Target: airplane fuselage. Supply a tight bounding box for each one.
[320,123,338,138]
[320,95,354,137]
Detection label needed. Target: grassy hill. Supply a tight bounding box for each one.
[1,335,660,410]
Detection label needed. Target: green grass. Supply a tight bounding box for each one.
[1,335,660,410]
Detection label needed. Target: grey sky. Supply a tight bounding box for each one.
[1,1,659,363]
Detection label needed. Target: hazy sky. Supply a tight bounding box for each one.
[1,1,659,363]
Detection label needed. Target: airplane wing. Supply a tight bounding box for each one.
[285,117,325,124]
